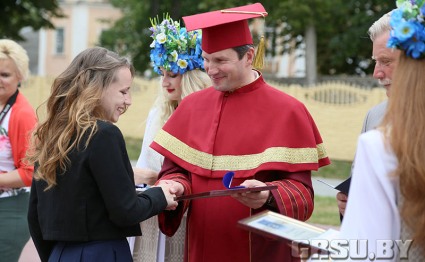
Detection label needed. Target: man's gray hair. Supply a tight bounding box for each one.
[368,10,394,41]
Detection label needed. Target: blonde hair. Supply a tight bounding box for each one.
[27,47,134,190]
[381,53,425,251]
[151,69,211,134]
[0,39,29,81]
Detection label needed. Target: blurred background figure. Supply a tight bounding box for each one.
[0,39,37,262]
[336,10,399,219]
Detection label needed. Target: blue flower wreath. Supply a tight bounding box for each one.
[149,14,204,75]
[387,0,425,59]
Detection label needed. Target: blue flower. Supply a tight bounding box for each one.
[148,14,205,74]
[394,21,416,41]
[390,9,404,27]
[389,0,425,59]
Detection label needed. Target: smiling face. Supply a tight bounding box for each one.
[0,58,21,106]
[202,47,254,92]
[160,68,183,102]
[372,31,400,97]
[100,67,133,123]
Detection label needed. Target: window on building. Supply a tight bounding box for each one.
[55,28,65,54]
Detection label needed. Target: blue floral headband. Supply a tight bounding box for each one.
[149,14,204,75]
[387,0,425,59]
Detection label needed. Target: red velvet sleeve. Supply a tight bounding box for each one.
[155,157,192,236]
[254,170,314,221]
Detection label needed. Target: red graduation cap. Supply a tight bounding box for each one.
[182,3,268,54]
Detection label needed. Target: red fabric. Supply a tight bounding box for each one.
[151,74,330,179]
[152,74,329,261]
[9,93,37,186]
[157,160,312,262]
[182,3,267,53]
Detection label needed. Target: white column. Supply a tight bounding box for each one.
[71,3,89,59]
[37,29,47,76]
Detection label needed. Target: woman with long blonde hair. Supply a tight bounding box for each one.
[27,47,177,262]
[131,16,210,262]
[339,1,425,260]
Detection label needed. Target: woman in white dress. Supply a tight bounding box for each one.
[339,1,425,260]
[130,15,211,262]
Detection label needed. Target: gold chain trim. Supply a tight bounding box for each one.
[154,129,327,171]
[220,10,268,17]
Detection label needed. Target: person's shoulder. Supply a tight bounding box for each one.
[360,128,382,140]
[13,92,36,114]
[186,86,214,98]
[147,105,160,119]
[368,100,388,114]
[96,120,122,136]
[359,129,385,150]
[179,86,214,105]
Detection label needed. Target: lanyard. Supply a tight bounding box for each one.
[0,90,19,125]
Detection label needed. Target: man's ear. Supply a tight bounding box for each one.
[245,47,255,66]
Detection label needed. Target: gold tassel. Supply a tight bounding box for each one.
[253,36,266,70]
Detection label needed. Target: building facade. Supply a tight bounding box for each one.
[37,0,122,76]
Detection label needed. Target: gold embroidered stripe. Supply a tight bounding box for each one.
[155,129,328,171]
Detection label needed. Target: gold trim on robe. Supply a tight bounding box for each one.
[154,129,328,171]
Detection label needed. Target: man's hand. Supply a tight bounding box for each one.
[336,192,348,216]
[231,179,270,209]
[155,180,185,210]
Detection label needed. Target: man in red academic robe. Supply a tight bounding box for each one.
[151,3,330,262]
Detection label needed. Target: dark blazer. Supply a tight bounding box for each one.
[28,120,167,262]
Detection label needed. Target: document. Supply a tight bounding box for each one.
[316,177,350,195]
[238,210,340,254]
[174,185,277,201]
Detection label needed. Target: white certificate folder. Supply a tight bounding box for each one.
[238,210,339,254]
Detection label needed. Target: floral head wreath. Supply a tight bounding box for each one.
[387,0,425,59]
[149,14,204,75]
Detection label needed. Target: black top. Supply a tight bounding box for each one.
[28,120,167,262]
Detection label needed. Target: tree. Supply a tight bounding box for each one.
[102,0,394,76]
[266,0,395,76]
[0,0,63,41]
[100,0,248,75]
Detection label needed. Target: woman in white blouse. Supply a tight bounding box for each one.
[339,2,425,260]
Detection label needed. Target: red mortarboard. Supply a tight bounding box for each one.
[182,3,268,54]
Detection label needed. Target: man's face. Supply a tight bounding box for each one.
[202,48,253,92]
[372,31,400,97]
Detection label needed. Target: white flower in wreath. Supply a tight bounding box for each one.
[177,59,188,69]
[170,50,178,62]
[156,32,167,44]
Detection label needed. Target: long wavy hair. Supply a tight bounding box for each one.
[27,47,134,190]
[381,52,425,250]
[150,69,211,134]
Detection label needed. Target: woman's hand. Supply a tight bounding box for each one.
[155,180,184,210]
[133,167,158,186]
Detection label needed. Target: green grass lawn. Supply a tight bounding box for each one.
[308,196,341,227]
[312,159,352,180]
[125,136,142,160]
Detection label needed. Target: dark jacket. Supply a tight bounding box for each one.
[28,120,167,262]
